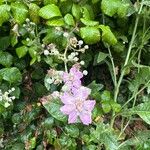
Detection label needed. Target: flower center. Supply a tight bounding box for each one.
[75,100,83,112]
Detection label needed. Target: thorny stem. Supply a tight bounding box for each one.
[110,1,144,128]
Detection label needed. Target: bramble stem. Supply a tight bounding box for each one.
[110,1,144,128]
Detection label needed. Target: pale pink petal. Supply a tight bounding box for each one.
[63,72,69,82]
[68,111,78,123]
[60,104,76,115]
[72,86,91,100]
[60,92,74,104]
[79,111,92,125]
[83,100,96,111]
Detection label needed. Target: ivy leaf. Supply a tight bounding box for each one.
[99,25,117,45]
[80,26,100,44]
[0,51,13,67]
[39,4,62,19]
[29,3,40,24]
[11,2,28,24]
[16,46,28,58]
[72,4,81,20]
[80,18,99,26]
[124,101,150,125]
[0,4,10,26]
[0,67,22,84]
[64,13,75,26]
[42,99,67,122]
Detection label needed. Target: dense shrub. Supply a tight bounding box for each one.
[0,0,150,149]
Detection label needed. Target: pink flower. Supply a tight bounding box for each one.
[60,86,96,125]
[62,65,83,89]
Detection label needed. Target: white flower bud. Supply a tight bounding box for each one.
[73,57,79,62]
[11,96,15,100]
[71,52,76,57]
[26,38,30,41]
[80,61,85,65]
[11,87,15,91]
[75,52,79,55]
[26,18,30,22]
[78,40,83,45]
[42,44,45,48]
[44,50,49,56]
[84,45,89,49]
[4,102,10,108]
[83,70,88,75]
[63,32,69,37]
[68,55,73,60]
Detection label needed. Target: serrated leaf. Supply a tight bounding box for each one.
[129,67,150,92]
[99,25,117,45]
[64,125,79,138]
[0,67,22,84]
[80,26,100,44]
[42,99,67,122]
[16,46,28,58]
[80,18,99,26]
[72,4,81,20]
[64,13,75,26]
[29,3,40,24]
[46,18,64,26]
[124,101,150,125]
[0,36,10,50]
[11,2,28,24]
[39,4,62,19]
[101,0,130,18]
[0,51,13,67]
[0,4,10,26]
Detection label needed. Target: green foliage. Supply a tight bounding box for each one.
[0,0,149,149]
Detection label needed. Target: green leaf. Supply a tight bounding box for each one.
[88,81,103,100]
[16,46,28,58]
[90,123,119,149]
[0,4,10,26]
[39,4,62,19]
[0,51,13,67]
[42,99,67,122]
[0,67,22,84]
[101,0,130,18]
[64,13,75,26]
[82,5,94,20]
[124,101,150,125]
[72,4,81,20]
[0,36,10,50]
[64,125,79,138]
[95,52,108,64]
[11,2,28,24]
[80,26,100,44]
[29,3,40,24]
[44,0,58,5]
[99,25,117,45]
[129,67,150,92]
[80,18,99,26]
[101,0,120,17]
[46,18,64,26]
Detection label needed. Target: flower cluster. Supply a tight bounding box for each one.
[0,88,15,108]
[59,65,96,125]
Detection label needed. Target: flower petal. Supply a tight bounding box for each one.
[79,111,92,125]
[68,111,78,123]
[60,92,74,104]
[72,86,91,100]
[60,104,75,115]
[84,100,96,111]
